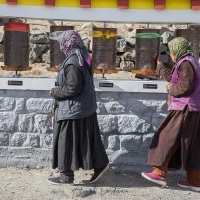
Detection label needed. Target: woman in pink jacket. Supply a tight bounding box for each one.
[142,37,200,191]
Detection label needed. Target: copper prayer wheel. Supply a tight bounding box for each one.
[135,29,160,73]
[4,22,30,67]
[92,28,117,69]
[50,26,74,68]
[175,29,200,60]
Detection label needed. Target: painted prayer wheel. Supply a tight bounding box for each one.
[4,22,30,67]
[92,28,117,69]
[135,29,160,73]
[175,29,200,59]
[50,26,74,68]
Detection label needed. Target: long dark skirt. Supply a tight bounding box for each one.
[147,106,200,170]
[52,112,109,171]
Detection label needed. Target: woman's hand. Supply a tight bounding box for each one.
[157,54,162,64]
[165,83,171,93]
[49,89,52,96]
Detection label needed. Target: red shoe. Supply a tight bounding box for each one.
[141,172,166,186]
[177,180,200,192]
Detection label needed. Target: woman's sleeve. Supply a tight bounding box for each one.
[156,63,172,82]
[51,64,82,100]
[169,61,195,97]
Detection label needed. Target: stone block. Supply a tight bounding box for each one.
[97,92,119,101]
[127,99,152,116]
[141,133,154,151]
[120,61,135,71]
[118,115,151,134]
[141,99,168,113]
[152,113,167,131]
[23,133,40,148]
[9,132,27,147]
[107,135,120,151]
[120,135,142,151]
[0,147,8,167]
[97,115,118,134]
[15,98,25,113]
[0,97,14,111]
[18,114,33,132]
[116,39,128,53]
[27,98,53,113]
[0,112,17,131]
[30,33,49,44]
[96,102,107,115]
[6,147,52,168]
[33,114,49,134]
[41,134,53,148]
[104,101,126,114]
[0,132,9,146]
[161,31,174,44]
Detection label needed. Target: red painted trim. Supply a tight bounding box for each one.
[118,0,129,9]
[6,0,17,5]
[4,22,30,33]
[154,0,166,10]
[191,0,200,10]
[80,0,91,8]
[45,0,55,7]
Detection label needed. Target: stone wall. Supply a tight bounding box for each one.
[0,89,168,172]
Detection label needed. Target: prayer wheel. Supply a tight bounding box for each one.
[92,28,117,69]
[175,29,200,59]
[135,29,160,73]
[4,22,30,67]
[50,26,74,68]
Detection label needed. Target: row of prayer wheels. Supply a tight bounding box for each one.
[2,22,200,74]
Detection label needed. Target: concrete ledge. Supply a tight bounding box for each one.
[0,77,168,93]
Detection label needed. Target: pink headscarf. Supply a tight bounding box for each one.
[50,30,92,67]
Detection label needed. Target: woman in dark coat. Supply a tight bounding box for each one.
[48,30,109,184]
[141,37,200,192]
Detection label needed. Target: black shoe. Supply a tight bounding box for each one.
[89,164,109,184]
[47,176,74,185]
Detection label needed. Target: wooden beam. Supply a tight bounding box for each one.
[118,0,129,9]
[45,0,55,7]
[6,0,17,5]
[80,0,91,8]
[154,0,166,10]
[191,0,200,10]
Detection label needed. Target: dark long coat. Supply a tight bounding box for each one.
[147,59,200,170]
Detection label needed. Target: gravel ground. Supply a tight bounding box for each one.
[0,167,199,200]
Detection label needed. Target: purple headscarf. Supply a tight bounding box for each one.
[50,30,92,67]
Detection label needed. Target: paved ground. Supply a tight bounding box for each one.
[0,167,199,200]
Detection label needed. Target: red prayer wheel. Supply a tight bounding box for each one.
[4,22,30,67]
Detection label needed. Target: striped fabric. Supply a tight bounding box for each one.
[154,0,166,10]
[45,0,55,7]
[118,0,129,9]
[80,0,91,8]
[191,0,200,10]
[1,0,198,10]
[6,0,17,5]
